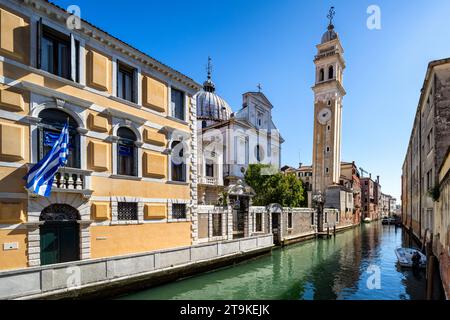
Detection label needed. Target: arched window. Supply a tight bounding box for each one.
[202,120,207,129]
[319,68,324,82]
[171,141,186,182]
[38,109,80,168]
[328,66,334,79]
[117,127,137,176]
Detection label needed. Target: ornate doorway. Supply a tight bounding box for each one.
[39,204,80,266]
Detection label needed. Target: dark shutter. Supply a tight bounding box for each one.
[36,18,43,69]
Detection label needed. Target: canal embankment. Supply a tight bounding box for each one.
[0,234,273,300]
[119,223,440,300]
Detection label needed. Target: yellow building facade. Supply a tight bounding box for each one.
[0,0,200,270]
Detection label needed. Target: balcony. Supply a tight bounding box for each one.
[53,167,93,197]
[199,177,222,186]
[27,165,93,199]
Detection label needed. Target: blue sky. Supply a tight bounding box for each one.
[54,0,450,200]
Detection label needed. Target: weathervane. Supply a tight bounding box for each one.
[206,56,213,80]
[327,6,335,27]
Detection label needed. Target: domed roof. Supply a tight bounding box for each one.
[321,24,338,44]
[195,60,232,122]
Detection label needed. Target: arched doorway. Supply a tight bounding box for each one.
[40,204,80,266]
[226,180,255,239]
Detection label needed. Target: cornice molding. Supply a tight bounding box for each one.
[20,0,201,91]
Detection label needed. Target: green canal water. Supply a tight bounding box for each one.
[118,223,435,300]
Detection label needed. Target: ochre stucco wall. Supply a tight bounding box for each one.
[90,222,192,259]
[91,176,190,199]
[0,229,27,271]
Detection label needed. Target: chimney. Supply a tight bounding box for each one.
[299,162,303,169]
[369,173,372,179]
[377,176,380,184]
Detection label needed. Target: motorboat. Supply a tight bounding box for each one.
[395,248,427,269]
[363,217,372,223]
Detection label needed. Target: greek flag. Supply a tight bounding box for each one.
[25,123,70,197]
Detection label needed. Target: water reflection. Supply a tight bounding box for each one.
[119,224,431,300]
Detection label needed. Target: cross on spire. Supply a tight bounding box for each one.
[257,83,263,93]
[327,6,335,27]
[206,56,213,80]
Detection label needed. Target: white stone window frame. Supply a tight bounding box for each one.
[168,199,190,223]
[168,85,188,123]
[110,196,144,225]
[30,14,86,86]
[207,208,227,242]
[112,57,142,106]
[29,92,89,172]
[110,118,143,179]
[167,131,190,184]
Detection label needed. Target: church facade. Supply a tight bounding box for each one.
[196,61,283,205]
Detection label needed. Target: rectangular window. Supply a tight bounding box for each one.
[171,88,185,121]
[212,213,222,237]
[205,162,214,177]
[324,212,328,224]
[311,212,315,225]
[171,141,186,182]
[172,204,187,219]
[117,62,136,103]
[255,212,263,232]
[117,202,138,221]
[288,212,293,229]
[40,25,75,80]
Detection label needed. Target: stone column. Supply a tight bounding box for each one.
[78,221,92,260]
[25,222,44,267]
[227,206,233,240]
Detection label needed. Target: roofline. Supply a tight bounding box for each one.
[403,57,450,166]
[25,0,201,91]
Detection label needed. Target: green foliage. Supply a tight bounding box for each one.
[427,185,440,202]
[217,191,228,206]
[244,164,306,207]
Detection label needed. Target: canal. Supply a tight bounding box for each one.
[118,223,440,300]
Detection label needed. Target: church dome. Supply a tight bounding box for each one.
[321,24,338,44]
[195,71,232,122]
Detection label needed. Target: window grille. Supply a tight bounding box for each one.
[118,202,138,221]
[288,212,293,229]
[172,204,187,219]
[212,213,222,237]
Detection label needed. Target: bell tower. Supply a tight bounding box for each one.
[312,7,346,195]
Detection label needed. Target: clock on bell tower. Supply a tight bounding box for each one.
[311,7,346,195]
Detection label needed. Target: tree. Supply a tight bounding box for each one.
[244,164,305,208]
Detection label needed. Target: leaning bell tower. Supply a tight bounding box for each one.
[312,7,346,195]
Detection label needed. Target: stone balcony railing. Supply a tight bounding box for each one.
[53,167,93,198]
[199,176,222,186]
[26,165,93,198]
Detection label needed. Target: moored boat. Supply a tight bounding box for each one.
[395,248,427,269]
[363,217,372,223]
